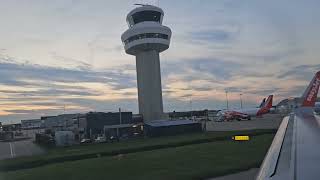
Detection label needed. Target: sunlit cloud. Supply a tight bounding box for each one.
[0,0,320,123]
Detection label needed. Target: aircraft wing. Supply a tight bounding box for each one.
[256,111,320,180]
[256,71,320,180]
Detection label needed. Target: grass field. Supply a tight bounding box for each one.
[0,129,275,172]
[0,134,274,180]
[0,130,275,180]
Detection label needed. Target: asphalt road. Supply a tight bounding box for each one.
[206,114,284,131]
[0,139,44,160]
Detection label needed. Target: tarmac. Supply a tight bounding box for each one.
[206,114,284,131]
[0,139,44,160]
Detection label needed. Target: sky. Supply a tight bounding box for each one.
[0,0,320,123]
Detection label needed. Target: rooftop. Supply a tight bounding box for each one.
[145,120,199,127]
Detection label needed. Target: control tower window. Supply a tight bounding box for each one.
[132,11,161,24]
[124,33,169,45]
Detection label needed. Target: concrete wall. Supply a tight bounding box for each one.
[136,50,164,122]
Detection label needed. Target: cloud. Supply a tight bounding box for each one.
[245,88,281,96]
[276,85,307,98]
[0,58,139,122]
[33,89,101,97]
[191,86,215,92]
[0,60,136,88]
[277,64,320,80]
[0,88,100,97]
[1,0,320,123]
[190,29,233,42]
[50,52,92,70]
[162,58,243,82]
[225,87,244,93]
[4,110,34,114]
[187,59,242,80]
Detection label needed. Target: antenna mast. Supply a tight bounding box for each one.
[134,0,159,6]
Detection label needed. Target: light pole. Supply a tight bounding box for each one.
[190,97,193,119]
[117,108,122,139]
[240,94,243,109]
[225,91,229,110]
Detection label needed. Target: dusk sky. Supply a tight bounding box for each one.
[0,0,319,123]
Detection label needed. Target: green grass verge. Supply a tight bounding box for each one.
[0,129,275,172]
[0,134,274,180]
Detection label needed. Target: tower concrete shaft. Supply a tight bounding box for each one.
[136,50,164,121]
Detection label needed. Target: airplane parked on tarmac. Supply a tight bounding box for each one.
[216,95,273,121]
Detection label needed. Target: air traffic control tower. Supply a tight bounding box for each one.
[121,5,172,122]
